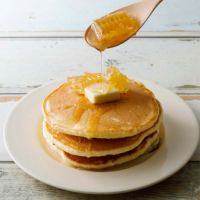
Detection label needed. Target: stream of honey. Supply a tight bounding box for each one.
[100,51,103,74]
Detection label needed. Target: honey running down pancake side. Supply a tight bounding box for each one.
[43,116,162,157]
[43,130,161,170]
[43,80,160,139]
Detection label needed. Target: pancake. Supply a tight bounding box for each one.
[44,130,161,170]
[43,80,160,139]
[43,119,162,157]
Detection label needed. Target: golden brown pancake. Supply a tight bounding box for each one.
[44,130,161,170]
[43,81,160,139]
[43,119,162,157]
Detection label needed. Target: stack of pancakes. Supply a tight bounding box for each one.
[42,79,163,169]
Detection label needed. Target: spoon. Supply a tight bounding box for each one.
[85,0,163,50]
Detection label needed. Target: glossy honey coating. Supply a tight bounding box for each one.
[91,11,140,50]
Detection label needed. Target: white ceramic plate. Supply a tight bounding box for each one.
[4,80,199,194]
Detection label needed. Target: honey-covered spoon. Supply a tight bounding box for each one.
[85,0,162,51]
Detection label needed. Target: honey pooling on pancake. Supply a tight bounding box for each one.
[91,11,140,50]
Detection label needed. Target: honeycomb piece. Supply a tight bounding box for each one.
[106,66,130,93]
[91,11,139,49]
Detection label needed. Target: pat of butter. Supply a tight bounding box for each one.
[84,82,120,104]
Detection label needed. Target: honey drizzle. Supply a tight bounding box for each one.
[86,105,111,136]
[71,97,88,123]
[86,108,102,134]
[100,51,103,74]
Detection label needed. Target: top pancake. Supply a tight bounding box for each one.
[43,80,160,139]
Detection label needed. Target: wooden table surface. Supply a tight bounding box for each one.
[0,0,200,199]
